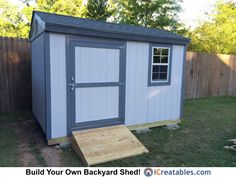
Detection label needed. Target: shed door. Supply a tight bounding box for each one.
[67,38,126,132]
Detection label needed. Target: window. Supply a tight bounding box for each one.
[148,44,172,86]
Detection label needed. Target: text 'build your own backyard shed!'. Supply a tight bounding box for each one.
[30,11,190,165]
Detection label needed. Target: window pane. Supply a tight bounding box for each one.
[154,48,161,55]
[160,72,167,80]
[153,65,160,72]
[152,73,159,80]
[153,56,161,63]
[160,66,168,72]
[151,47,170,83]
[161,56,168,63]
[162,49,169,55]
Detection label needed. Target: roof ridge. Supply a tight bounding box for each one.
[31,11,190,44]
[34,11,182,37]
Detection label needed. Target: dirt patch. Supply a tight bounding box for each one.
[40,147,63,167]
[14,119,64,167]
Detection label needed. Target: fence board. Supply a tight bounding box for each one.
[0,37,236,112]
[185,52,236,99]
[0,37,31,112]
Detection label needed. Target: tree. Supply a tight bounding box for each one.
[85,0,113,21]
[37,0,86,17]
[188,1,236,55]
[0,0,184,38]
[112,0,183,31]
[0,0,87,38]
[0,0,32,37]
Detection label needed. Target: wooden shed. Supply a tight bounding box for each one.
[30,11,189,144]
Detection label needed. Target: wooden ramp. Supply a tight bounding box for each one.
[71,125,148,166]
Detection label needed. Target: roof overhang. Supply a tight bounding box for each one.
[44,23,190,45]
[29,11,190,45]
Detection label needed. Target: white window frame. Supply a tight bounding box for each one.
[151,47,170,83]
[148,44,172,86]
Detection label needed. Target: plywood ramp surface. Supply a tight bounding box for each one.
[71,125,148,166]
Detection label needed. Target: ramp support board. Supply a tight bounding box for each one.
[71,125,148,166]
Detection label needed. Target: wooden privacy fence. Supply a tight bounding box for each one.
[0,37,236,112]
[185,52,236,98]
[0,37,31,112]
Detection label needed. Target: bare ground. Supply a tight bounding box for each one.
[14,119,63,167]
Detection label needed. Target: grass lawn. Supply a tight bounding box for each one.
[0,96,236,166]
[0,112,33,166]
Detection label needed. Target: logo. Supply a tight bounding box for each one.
[144,167,153,177]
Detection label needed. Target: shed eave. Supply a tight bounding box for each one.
[44,23,190,45]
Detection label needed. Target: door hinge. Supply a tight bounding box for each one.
[68,83,76,91]
[68,76,75,91]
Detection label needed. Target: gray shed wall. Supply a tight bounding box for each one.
[125,42,184,126]
[47,33,185,139]
[49,33,67,138]
[31,33,46,133]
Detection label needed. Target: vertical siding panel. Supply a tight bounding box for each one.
[159,86,166,121]
[80,47,90,83]
[134,43,139,124]
[106,49,110,81]
[175,45,184,118]
[137,43,148,124]
[76,88,90,122]
[111,87,119,118]
[76,87,119,122]
[110,50,115,81]
[126,41,135,125]
[142,43,149,124]
[50,34,67,138]
[170,46,178,119]
[170,46,177,119]
[125,42,135,125]
[88,48,93,83]
[91,88,96,120]
[148,87,159,122]
[97,49,103,81]
[81,48,90,83]
[132,43,138,125]
[126,42,184,126]
[158,86,165,121]
[100,49,106,81]
[115,50,120,81]
[75,89,81,122]
[75,46,120,123]
[96,49,102,82]
[125,42,149,125]
[99,87,106,118]
[76,47,119,83]
[31,34,46,132]
[128,42,135,125]
[176,46,184,118]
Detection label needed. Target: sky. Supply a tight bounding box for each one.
[179,0,218,29]
[8,0,219,29]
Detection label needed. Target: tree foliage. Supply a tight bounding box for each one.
[0,0,87,38]
[188,1,236,54]
[37,0,86,17]
[112,0,183,31]
[0,0,32,37]
[86,0,113,21]
[0,0,184,38]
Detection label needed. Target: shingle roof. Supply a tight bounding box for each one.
[31,11,190,44]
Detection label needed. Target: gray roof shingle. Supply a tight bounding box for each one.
[31,11,190,44]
